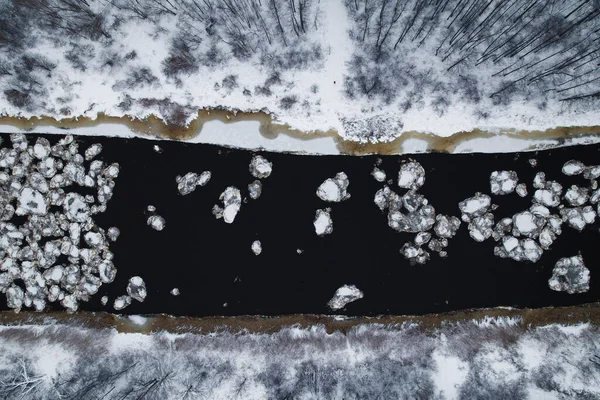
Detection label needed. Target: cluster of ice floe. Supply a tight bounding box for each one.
[313,172,351,236]
[459,160,600,267]
[213,155,272,224]
[455,159,600,293]
[374,160,460,264]
[113,276,147,311]
[0,134,120,312]
[327,284,364,310]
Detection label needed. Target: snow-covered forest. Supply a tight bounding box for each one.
[0,316,598,399]
[1,0,600,142]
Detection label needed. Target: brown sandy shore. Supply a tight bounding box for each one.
[2,112,600,154]
[1,303,599,335]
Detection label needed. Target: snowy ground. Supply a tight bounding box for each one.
[2,0,600,153]
[0,316,599,399]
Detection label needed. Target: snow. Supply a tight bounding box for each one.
[432,350,469,400]
[314,209,333,236]
[0,316,598,399]
[327,284,363,310]
[128,315,148,326]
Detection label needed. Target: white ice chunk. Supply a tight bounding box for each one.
[127,276,147,302]
[84,144,102,161]
[327,284,364,310]
[16,187,47,216]
[248,180,262,200]
[459,193,491,222]
[516,183,527,198]
[107,227,120,242]
[113,295,131,311]
[549,256,590,294]
[316,172,351,202]
[562,160,585,176]
[63,193,90,222]
[170,288,180,296]
[398,161,425,190]
[371,167,386,182]
[216,187,242,223]
[468,214,494,242]
[490,170,518,195]
[314,209,333,236]
[147,215,166,231]
[198,171,211,186]
[251,240,262,255]
[564,186,589,207]
[249,155,272,179]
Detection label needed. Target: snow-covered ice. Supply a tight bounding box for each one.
[459,193,491,222]
[327,284,364,310]
[113,295,132,311]
[371,167,386,182]
[468,214,494,242]
[490,171,518,195]
[398,161,425,190]
[249,155,272,179]
[214,186,242,223]
[170,288,180,296]
[314,209,333,236]
[147,214,166,231]
[251,240,262,255]
[562,160,585,176]
[248,180,262,200]
[548,256,590,294]
[316,172,351,202]
[127,276,147,303]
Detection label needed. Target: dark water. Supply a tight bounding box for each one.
[1,132,600,317]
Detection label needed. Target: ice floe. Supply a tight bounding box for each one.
[249,155,272,179]
[327,284,363,310]
[314,209,333,236]
[251,240,262,255]
[548,255,590,294]
[317,172,351,202]
[490,170,518,195]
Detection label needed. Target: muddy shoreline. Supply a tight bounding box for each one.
[1,304,599,335]
[2,111,600,155]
